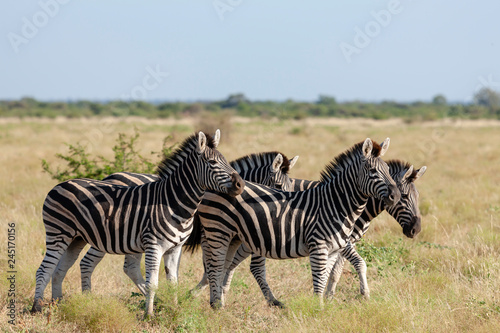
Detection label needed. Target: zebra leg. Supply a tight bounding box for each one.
[144,245,163,317]
[190,231,209,296]
[203,234,231,309]
[123,253,147,296]
[32,237,72,313]
[51,237,87,301]
[342,243,370,298]
[163,244,182,283]
[220,238,242,305]
[80,247,106,293]
[308,246,337,302]
[163,245,182,304]
[249,255,284,308]
[221,243,252,297]
[325,254,346,298]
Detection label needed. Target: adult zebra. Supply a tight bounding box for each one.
[32,130,244,317]
[217,159,426,306]
[69,151,298,296]
[197,138,400,308]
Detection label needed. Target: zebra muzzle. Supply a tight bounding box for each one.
[227,172,245,197]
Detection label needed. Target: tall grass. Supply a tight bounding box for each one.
[1,117,499,332]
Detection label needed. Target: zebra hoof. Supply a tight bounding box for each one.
[210,300,223,309]
[30,300,43,314]
[269,300,286,309]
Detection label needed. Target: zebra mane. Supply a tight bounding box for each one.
[319,140,382,183]
[387,159,420,182]
[230,151,292,173]
[156,132,216,180]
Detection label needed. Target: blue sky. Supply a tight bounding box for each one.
[1,0,499,102]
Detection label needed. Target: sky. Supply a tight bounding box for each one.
[1,0,500,103]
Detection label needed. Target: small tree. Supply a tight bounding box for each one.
[432,94,447,105]
[473,88,500,108]
[42,129,176,182]
[221,93,250,108]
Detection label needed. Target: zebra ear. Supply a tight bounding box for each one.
[362,138,373,158]
[213,129,220,148]
[379,138,390,157]
[402,165,414,181]
[272,154,284,173]
[413,166,427,182]
[289,156,299,170]
[197,131,207,153]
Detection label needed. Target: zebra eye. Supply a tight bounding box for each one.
[369,168,378,175]
[208,160,217,166]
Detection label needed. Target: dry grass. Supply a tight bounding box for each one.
[0,117,499,332]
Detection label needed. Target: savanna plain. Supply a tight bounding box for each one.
[1,117,499,332]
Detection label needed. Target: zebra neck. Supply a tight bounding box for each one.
[357,197,385,224]
[234,167,263,182]
[156,158,205,219]
[321,167,369,232]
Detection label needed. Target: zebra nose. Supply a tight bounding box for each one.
[232,173,243,189]
[411,216,422,236]
[227,172,244,197]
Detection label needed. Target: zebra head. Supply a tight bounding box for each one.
[358,138,400,206]
[386,161,427,238]
[196,130,245,197]
[266,154,299,191]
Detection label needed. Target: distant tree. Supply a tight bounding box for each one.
[221,93,250,108]
[473,88,500,108]
[432,94,447,105]
[317,95,337,105]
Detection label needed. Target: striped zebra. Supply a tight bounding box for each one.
[71,151,298,296]
[32,130,245,317]
[196,138,401,308]
[217,159,426,306]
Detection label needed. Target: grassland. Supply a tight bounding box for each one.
[0,116,499,332]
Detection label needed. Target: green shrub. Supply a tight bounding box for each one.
[42,129,175,182]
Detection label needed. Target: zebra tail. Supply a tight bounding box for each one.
[184,212,202,254]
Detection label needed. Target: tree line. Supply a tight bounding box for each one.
[2,88,500,120]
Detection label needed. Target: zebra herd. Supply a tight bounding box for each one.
[31,130,426,317]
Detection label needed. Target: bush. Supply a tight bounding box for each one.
[42,129,175,182]
[57,294,137,333]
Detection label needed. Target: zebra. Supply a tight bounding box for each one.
[70,151,298,296]
[31,130,245,317]
[195,138,401,308]
[216,159,427,307]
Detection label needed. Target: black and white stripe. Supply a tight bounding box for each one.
[326,160,426,298]
[32,130,244,317]
[73,152,298,295]
[196,138,400,307]
[223,159,426,305]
